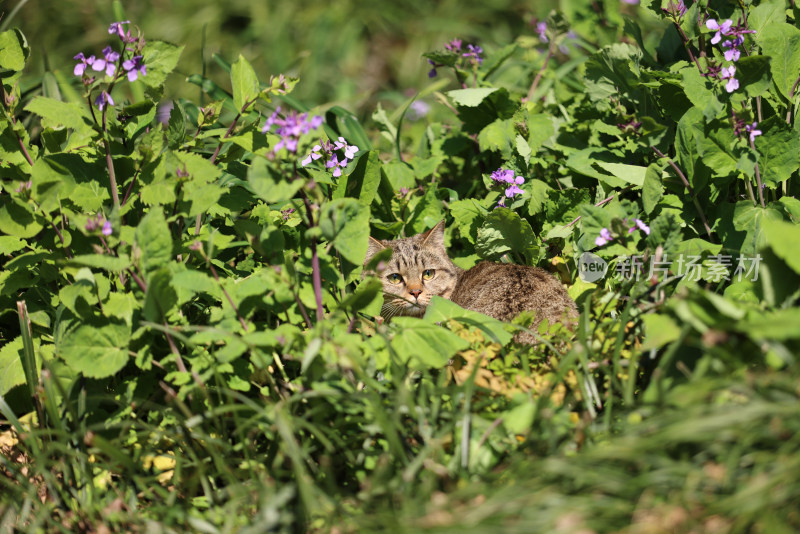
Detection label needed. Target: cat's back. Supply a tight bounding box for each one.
[451,261,577,327]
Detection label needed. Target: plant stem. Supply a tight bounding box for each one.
[0,74,35,167]
[99,106,121,209]
[651,147,714,239]
[301,193,325,323]
[750,138,766,208]
[527,42,554,101]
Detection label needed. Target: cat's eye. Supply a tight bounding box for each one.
[422,269,435,280]
[387,273,403,284]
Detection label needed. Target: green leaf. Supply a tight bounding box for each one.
[140,40,184,88]
[231,54,260,111]
[762,218,800,274]
[339,278,383,315]
[476,208,537,262]
[338,150,382,206]
[407,186,444,235]
[736,55,772,98]
[593,162,646,187]
[693,120,738,176]
[0,29,28,71]
[68,254,132,271]
[642,163,664,215]
[248,159,303,204]
[143,267,178,322]
[757,120,800,185]
[390,317,469,368]
[58,321,131,379]
[756,23,800,101]
[319,198,370,265]
[447,88,498,107]
[478,118,515,156]
[0,338,26,395]
[737,308,800,340]
[135,207,173,276]
[0,236,26,255]
[24,96,92,131]
[0,197,43,239]
[449,199,487,244]
[733,202,784,256]
[424,296,513,346]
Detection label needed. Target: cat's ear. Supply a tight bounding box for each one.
[365,236,387,264]
[420,220,446,248]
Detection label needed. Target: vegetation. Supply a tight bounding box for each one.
[1,0,799,531]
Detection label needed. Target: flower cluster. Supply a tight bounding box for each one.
[301,137,359,177]
[490,168,525,207]
[662,0,686,19]
[595,218,650,247]
[261,107,323,154]
[705,18,755,93]
[428,38,484,77]
[85,214,112,236]
[73,21,147,110]
[732,114,762,144]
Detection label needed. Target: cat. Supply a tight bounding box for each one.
[364,221,578,344]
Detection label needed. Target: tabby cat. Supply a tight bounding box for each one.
[365,221,577,343]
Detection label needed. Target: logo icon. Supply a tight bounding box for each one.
[579,252,608,283]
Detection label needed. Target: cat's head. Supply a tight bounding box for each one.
[364,221,459,319]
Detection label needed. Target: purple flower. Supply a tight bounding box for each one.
[706,19,733,45]
[108,21,131,39]
[427,59,438,78]
[73,52,96,77]
[262,107,324,154]
[445,39,463,52]
[720,65,739,92]
[629,218,650,235]
[595,228,613,247]
[91,46,120,77]
[102,220,113,236]
[745,122,762,143]
[301,137,359,177]
[462,44,483,66]
[122,55,146,81]
[536,22,548,43]
[490,168,516,184]
[662,0,686,18]
[94,91,114,111]
[407,100,431,121]
[490,168,525,205]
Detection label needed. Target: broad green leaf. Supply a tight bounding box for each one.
[447,88,498,107]
[737,308,800,340]
[140,40,184,88]
[756,23,800,101]
[0,197,43,239]
[24,96,91,131]
[184,183,224,217]
[736,55,772,98]
[478,118,515,156]
[319,198,370,265]
[679,66,722,119]
[0,338,26,395]
[642,163,664,215]
[526,113,554,153]
[424,296,513,346]
[449,199,487,244]
[749,0,787,36]
[733,202,784,256]
[390,317,469,368]
[68,254,131,271]
[0,29,28,71]
[135,207,173,276]
[0,236,26,255]
[757,120,800,185]
[58,321,131,378]
[143,267,178,322]
[693,120,738,176]
[339,278,383,316]
[248,159,303,203]
[593,162,646,187]
[762,218,800,274]
[476,208,537,262]
[231,54,260,111]
[407,186,444,235]
[337,150,381,206]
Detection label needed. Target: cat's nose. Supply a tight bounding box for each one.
[409,289,422,299]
